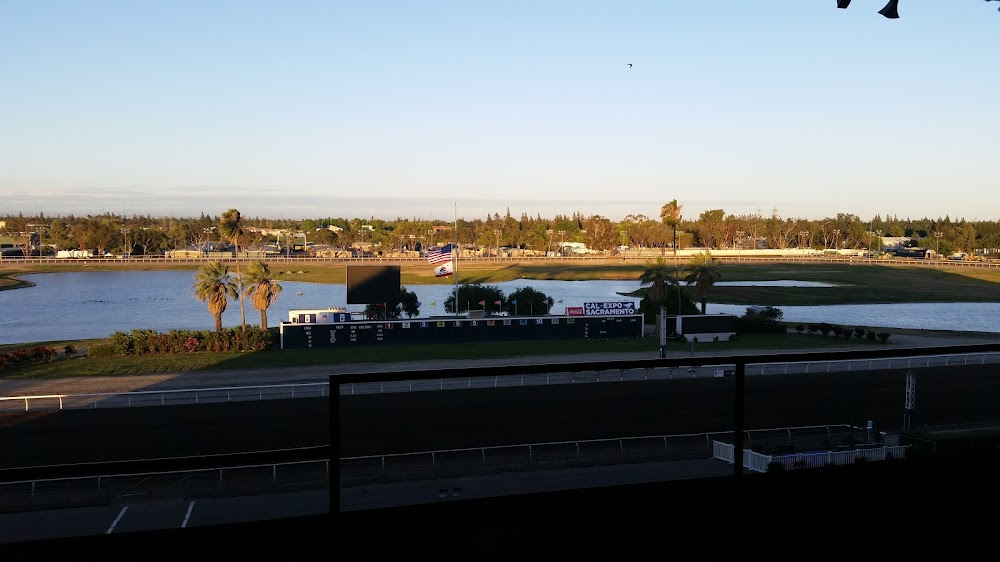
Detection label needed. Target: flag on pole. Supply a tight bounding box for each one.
[426,244,453,265]
[478,300,486,305]
[430,301,437,306]
[510,300,517,304]
[494,300,502,305]
[434,261,454,277]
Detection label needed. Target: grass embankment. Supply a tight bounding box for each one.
[0,331,892,379]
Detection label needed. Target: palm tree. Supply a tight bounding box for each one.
[639,258,678,358]
[684,251,722,314]
[193,261,238,332]
[660,199,683,312]
[660,199,683,258]
[218,209,246,330]
[243,260,283,330]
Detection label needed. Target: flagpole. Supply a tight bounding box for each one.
[454,201,459,318]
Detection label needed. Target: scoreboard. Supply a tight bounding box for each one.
[279,314,643,350]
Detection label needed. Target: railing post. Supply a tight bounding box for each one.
[273,465,277,484]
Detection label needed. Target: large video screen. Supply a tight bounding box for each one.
[346,265,401,304]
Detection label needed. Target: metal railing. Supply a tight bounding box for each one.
[337,352,1000,396]
[339,424,866,485]
[713,440,909,472]
[0,459,330,514]
[0,382,330,412]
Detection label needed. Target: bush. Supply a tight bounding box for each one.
[767,461,785,472]
[88,344,117,358]
[832,325,843,336]
[795,325,804,333]
[853,327,865,339]
[64,344,77,355]
[866,330,877,341]
[0,346,59,371]
[818,322,832,336]
[807,323,818,333]
[877,332,891,343]
[792,459,807,469]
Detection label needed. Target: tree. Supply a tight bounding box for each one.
[193,261,238,332]
[219,209,246,330]
[243,260,283,330]
[445,283,505,314]
[507,286,555,316]
[640,258,679,357]
[365,286,421,319]
[684,251,722,314]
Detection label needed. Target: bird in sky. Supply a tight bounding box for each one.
[626,63,632,68]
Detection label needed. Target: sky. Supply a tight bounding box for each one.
[1,1,997,223]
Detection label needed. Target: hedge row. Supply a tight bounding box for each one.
[90,327,274,357]
[0,346,60,372]
[794,323,891,342]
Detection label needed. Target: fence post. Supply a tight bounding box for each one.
[529,445,533,462]
[273,465,278,484]
[432,452,436,467]
[381,457,385,473]
[664,436,668,454]
[195,390,199,404]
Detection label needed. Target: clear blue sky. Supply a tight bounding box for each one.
[1,1,997,222]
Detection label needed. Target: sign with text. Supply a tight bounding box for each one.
[584,301,637,316]
[565,307,584,316]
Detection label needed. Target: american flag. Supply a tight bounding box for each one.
[426,244,453,265]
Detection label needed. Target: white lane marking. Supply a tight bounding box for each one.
[107,506,128,534]
[182,501,195,528]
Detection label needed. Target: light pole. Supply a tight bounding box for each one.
[494,229,502,261]
[735,230,744,260]
[934,231,943,257]
[832,229,841,253]
[558,230,566,256]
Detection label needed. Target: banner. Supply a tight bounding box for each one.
[565,307,584,316]
[583,301,637,316]
[434,261,453,277]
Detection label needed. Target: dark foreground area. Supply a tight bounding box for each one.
[14,446,998,555]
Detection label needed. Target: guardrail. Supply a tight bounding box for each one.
[0,459,330,514]
[337,352,1000,396]
[0,382,330,412]
[340,424,869,485]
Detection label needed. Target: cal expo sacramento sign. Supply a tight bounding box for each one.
[583,301,637,316]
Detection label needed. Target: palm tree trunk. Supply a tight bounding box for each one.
[700,298,707,315]
[659,304,667,358]
[235,246,246,330]
[261,310,268,330]
[215,314,223,332]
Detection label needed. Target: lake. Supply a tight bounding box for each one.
[0,271,997,344]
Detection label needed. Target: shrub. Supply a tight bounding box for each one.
[64,344,77,355]
[866,330,877,341]
[807,323,818,333]
[831,325,843,336]
[795,325,804,333]
[792,459,807,469]
[853,327,865,339]
[819,323,832,336]
[842,330,852,339]
[767,461,786,473]
[88,344,117,358]
[877,332,891,343]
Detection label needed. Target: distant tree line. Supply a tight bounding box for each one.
[3,205,998,258]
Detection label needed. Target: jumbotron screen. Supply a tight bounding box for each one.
[346,265,401,304]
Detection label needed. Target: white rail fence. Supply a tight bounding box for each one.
[338,352,1000,396]
[4,352,993,409]
[0,382,330,412]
